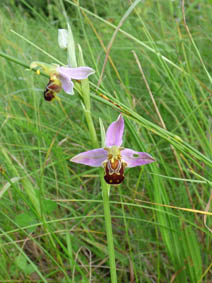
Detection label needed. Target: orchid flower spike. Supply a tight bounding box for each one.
[71,115,155,185]
[30,61,95,101]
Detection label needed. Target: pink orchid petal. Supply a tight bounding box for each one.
[121,148,155,168]
[70,148,107,167]
[58,66,95,80]
[59,76,74,94]
[105,115,124,147]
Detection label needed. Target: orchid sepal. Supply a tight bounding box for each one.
[105,115,124,147]
[30,61,58,76]
[70,148,107,167]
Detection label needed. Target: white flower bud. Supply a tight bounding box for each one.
[58,29,68,49]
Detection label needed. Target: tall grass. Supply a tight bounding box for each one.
[0,0,211,282]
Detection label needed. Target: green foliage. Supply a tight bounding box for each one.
[15,254,35,276]
[15,212,37,233]
[0,0,212,282]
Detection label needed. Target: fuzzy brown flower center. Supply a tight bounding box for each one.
[103,146,126,185]
[44,75,62,101]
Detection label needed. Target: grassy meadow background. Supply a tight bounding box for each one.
[0,0,212,282]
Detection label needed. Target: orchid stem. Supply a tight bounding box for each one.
[83,89,117,280]
[76,38,117,281]
[83,90,117,281]
[81,83,98,148]
[100,171,117,283]
[84,108,99,148]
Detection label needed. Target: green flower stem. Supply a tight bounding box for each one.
[100,171,117,283]
[84,108,99,148]
[80,81,117,280]
[81,85,117,281]
[75,83,98,149]
[82,89,98,148]
[76,45,98,148]
[80,82,117,280]
[0,51,29,68]
[81,84,117,280]
[69,40,117,280]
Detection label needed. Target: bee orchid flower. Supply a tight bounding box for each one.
[30,61,95,101]
[71,115,155,185]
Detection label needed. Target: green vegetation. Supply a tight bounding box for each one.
[0,0,211,282]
